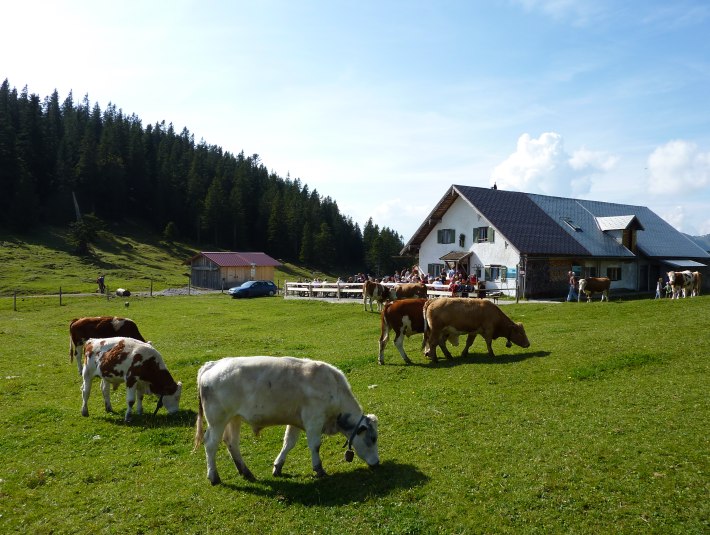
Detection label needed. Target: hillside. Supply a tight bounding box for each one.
[0,222,324,296]
[685,233,710,253]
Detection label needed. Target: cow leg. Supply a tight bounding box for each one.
[81,374,92,417]
[202,422,225,485]
[304,421,327,477]
[378,324,390,365]
[273,425,301,476]
[460,334,477,357]
[393,332,413,365]
[438,339,454,360]
[135,383,145,416]
[100,379,113,413]
[424,338,438,362]
[484,336,496,358]
[124,385,137,422]
[224,417,256,482]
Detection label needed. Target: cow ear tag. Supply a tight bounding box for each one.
[344,450,354,462]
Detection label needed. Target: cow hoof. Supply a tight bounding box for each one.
[241,469,256,482]
[81,409,89,417]
[209,474,221,486]
[314,465,327,478]
[273,463,284,477]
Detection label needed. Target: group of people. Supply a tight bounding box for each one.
[304,265,489,298]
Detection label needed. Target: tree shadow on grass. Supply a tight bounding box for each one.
[219,460,429,505]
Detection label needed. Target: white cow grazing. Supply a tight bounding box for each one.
[81,337,182,422]
[194,356,380,485]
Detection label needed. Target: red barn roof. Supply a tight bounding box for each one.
[185,252,282,267]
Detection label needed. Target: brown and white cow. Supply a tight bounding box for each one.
[194,356,379,485]
[69,316,146,375]
[423,298,530,362]
[667,271,694,299]
[363,280,391,311]
[577,277,611,302]
[379,298,459,365]
[81,337,182,422]
[391,282,428,300]
[692,271,702,296]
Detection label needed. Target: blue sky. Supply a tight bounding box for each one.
[3,0,710,239]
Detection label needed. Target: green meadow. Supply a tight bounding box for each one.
[0,291,707,534]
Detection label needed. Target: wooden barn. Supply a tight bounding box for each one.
[185,252,282,290]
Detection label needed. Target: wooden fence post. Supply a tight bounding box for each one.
[13,291,17,312]
[150,279,153,297]
[59,286,62,306]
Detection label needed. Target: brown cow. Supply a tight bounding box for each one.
[378,298,459,365]
[423,298,529,362]
[392,282,428,300]
[69,316,146,375]
[692,271,702,296]
[363,280,391,312]
[577,277,611,302]
[666,271,693,299]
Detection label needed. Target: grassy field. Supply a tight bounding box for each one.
[0,223,326,296]
[0,291,707,534]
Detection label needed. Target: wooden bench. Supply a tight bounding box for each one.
[487,291,503,304]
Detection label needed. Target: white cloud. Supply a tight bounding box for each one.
[491,132,617,197]
[647,140,710,195]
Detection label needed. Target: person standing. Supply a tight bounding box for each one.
[566,271,577,302]
[97,274,105,294]
[655,277,663,299]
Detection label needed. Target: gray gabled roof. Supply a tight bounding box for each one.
[401,185,710,261]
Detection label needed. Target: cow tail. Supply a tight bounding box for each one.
[69,318,77,363]
[193,384,205,452]
[422,301,430,350]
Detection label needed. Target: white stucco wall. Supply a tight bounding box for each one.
[418,196,521,288]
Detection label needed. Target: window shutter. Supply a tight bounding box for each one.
[501,266,507,281]
[489,227,495,243]
[437,230,443,243]
[473,228,479,242]
[485,266,491,281]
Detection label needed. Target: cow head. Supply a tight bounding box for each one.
[667,271,676,284]
[508,322,530,349]
[160,381,183,415]
[341,413,380,467]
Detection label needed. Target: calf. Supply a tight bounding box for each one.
[667,271,694,298]
[391,282,428,300]
[423,298,529,362]
[69,316,146,375]
[363,280,391,311]
[577,277,611,302]
[81,337,182,422]
[379,298,458,365]
[194,356,379,485]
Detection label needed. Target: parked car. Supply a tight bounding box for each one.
[228,280,278,298]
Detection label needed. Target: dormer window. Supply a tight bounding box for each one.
[561,217,581,232]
